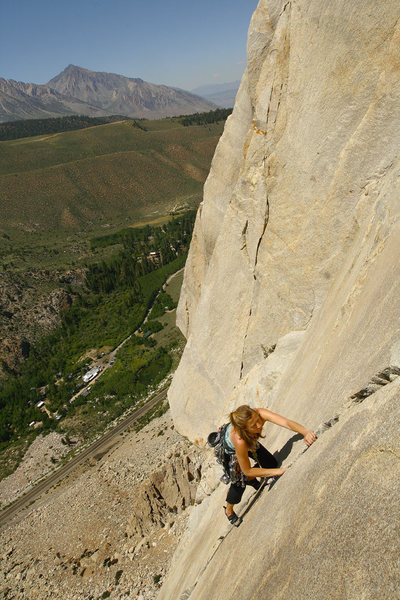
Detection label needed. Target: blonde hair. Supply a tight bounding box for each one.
[229,404,264,452]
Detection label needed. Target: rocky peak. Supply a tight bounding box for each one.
[46,65,217,116]
[1,66,216,122]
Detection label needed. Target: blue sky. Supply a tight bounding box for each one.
[0,0,258,90]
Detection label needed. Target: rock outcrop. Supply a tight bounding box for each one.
[126,442,202,543]
[164,0,400,597]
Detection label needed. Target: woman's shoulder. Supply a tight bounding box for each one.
[231,427,248,449]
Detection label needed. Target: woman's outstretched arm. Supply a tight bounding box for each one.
[256,408,316,446]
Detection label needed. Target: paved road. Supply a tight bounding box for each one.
[0,388,168,529]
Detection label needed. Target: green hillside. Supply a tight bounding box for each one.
[0,114,226,474]
[0,118,223,233]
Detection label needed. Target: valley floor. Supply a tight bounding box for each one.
[0,409,201,600]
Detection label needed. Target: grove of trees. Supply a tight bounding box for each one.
[179,108,233,127]
[0,211,195,448]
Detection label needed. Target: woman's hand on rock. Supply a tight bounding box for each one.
[303,430,316,446]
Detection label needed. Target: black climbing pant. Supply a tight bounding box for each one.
[226,444,278,505]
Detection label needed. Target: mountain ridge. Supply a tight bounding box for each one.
[0,77,106,122]
[0,65,216,123]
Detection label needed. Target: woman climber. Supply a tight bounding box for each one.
[224,405,316,525]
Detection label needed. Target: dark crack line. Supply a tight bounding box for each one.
[254,195,270,274]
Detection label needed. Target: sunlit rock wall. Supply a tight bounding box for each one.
[162,1,400,598]
[169,0,400,447]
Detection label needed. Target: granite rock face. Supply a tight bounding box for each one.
[169,0,400,442]
[164,0,400,597]
[161,379,400,600]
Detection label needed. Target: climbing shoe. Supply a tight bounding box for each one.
[224,507,242,527]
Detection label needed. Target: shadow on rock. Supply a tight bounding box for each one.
[274,433,303,464]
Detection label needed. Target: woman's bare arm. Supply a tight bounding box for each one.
[234,437,286,478]
[256,408,316,446]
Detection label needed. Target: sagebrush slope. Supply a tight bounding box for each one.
[0,120,223,232]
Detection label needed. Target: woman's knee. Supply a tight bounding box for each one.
[226,484,245,505]
[257,445,278,468]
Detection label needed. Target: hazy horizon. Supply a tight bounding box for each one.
[0,0,257,91]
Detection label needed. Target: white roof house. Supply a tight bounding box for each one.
[82,366,100,384]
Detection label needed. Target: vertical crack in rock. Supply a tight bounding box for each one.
[183,298,190,336]
[240,307,252,379]
[239,192,269,378]
[281,1,291,17]
[265,86,275,130]
[240,219,251,270]
[262,2,291,144]
[240,220,249,251]
[254,195,270,274]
